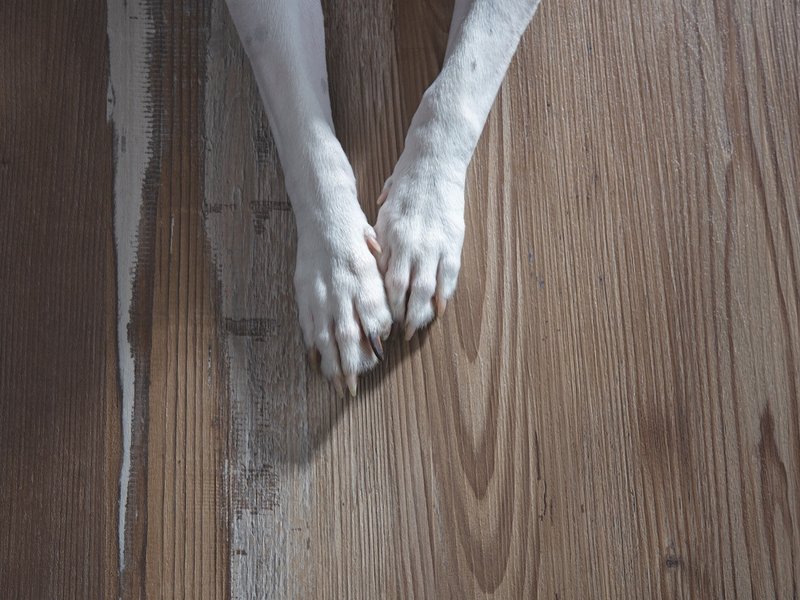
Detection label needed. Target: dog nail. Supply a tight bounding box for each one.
[435,296,447,318]
[333,376,345,398]
[366,236,382,256]
[308,348,320,371]
[346,374,357,397]
[369,334,384,361]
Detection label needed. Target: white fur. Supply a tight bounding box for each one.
[225,0,541,383]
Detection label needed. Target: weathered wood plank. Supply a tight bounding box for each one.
[107,0,229,597]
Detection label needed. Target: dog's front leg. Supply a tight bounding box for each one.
[376,0,542,340]
[226,0,391,395]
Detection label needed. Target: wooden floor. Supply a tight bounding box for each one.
[1,0,798,597]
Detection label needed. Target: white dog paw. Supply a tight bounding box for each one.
[293,175,391,396]
[375,150,466,341]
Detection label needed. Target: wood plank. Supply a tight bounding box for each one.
[0,1,120,598]
[203,2,312,596]
[107,0,230,598]
[206,0,800,597]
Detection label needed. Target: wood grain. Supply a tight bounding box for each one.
[207,0,800,597]
[0,1,120,598]
[1,0,798,597]
[108,1,230,598]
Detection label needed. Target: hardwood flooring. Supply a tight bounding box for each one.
[1,0,798,597]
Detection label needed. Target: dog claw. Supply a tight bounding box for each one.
[366,236,382,256]
[368,334,384,361]
[345,374,357,397]
[333,376,345,398]
[307,348,320,371]
[435,296,447,318]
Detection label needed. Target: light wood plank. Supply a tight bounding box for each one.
[206,0,800,597]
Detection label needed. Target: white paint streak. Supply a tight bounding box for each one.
[107,0,155,574]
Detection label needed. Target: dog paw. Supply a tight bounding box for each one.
[293,175,391,396]
[375,149,466,340]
